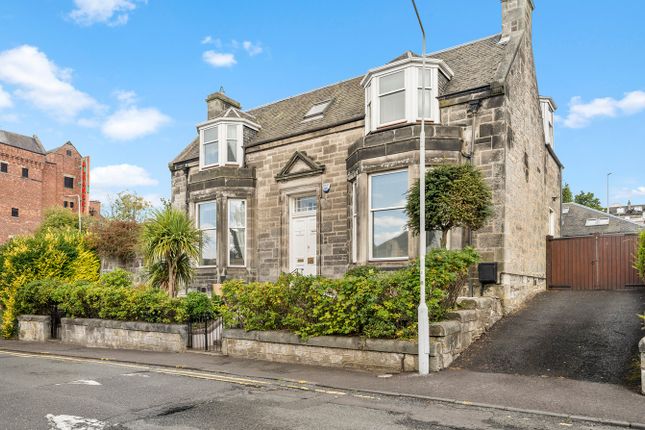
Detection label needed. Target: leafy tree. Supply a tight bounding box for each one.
[108,191,152,223]
[142,207,200,297]
[562,183,573,203]
[89,219,142,263]
[37,207,94,234]
[405,164,493,248]
[574,191,604,211]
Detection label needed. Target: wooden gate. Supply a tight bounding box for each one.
[547,234,644,290]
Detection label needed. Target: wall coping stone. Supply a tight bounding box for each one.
[640,337,645,353]
[428,320,461,337]
[18,315,50,322]
[61,318,187,335]
[445,309,478,323]
[223,329,418,354]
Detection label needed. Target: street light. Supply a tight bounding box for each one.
[411,0,430,376]
[606,172,612,214]
[64,194,82,232]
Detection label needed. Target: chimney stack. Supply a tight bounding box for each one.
[501,0,534,39]
[205,91,241,120]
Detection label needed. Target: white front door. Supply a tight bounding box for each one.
[289,196,317,276]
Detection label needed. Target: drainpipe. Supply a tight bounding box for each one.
[465,100,480,296]
[183,166,190,213]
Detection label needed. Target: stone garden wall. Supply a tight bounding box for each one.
[638,337,645,394]
[224,296,503,372]
[60,318,188,353]
[18,315,50,342]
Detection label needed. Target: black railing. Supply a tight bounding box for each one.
[187,317,223,352]
[50,304,63,340]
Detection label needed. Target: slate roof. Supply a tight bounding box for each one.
[561,203,644,238]
[0,129,46,154]
[172,34,507,165]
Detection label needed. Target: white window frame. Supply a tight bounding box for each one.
[548,208,555,236]
[227,198,247,268]
[199,122,243,169]
[368,169,409,261]
[351,181,358,263]
[376,69,407,128]
[196,201,217,268]
[364,62,443,133]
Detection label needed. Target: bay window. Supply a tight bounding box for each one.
[228,199,246,267]
[369,170,409,260]
[197,201,217,266]
[362,58,452,133]
[200,122,243,169]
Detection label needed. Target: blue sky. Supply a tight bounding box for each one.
[0,1,643,209]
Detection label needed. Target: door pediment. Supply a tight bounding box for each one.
[275,151,325,182]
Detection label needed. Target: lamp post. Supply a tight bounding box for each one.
[65,194,82,232]
[606,172,612,214]
[411,0,429,376]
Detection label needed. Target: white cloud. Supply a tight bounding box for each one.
[0,84,12,108]
[614,186,645,202]
[201,36,222,48]
[113,89,137,105]
[101,106,170,140]
[0,113,19,123]
[242,41,263,56]
[201,35,213,44]
[92,164,158,187]
[202,51,236,68]
[68,0,143,27]
[0,45,100,120]
[562,90,645,128]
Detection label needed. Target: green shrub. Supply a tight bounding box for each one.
[182,291,218,321]
[636,231,645,282]
[345,265,381,279]
[221,248,479,340]
[99,269,134,289]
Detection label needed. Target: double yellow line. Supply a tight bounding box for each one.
[0,349,375,398]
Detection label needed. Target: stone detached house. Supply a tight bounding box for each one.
[170,0,562,312]
[608,202,645,226]
[0,129,99,243]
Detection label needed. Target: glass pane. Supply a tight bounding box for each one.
[198,202,216,229]
[226,124,237,139]
[228,199,246,228]
[200,229,217,266]
[204,126,218,143]
[305,101,330,117]
[371,171,408,209]
[204,142,218,165]
[417,88,432,117]
[417,68,432,88]
[372,209,408,258]
[229,228,245,266]
[379,91,405,124]
[295,196,317,212]
[227,139,237,162]
[379,70,404,94]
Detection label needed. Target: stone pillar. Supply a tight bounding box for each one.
[18,315,50,341]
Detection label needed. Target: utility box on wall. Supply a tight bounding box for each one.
[478,262,498,285]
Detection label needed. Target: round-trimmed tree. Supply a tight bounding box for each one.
[405,164,493,248]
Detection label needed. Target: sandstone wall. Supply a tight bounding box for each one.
[18,315,50,342]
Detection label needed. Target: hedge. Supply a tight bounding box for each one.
[221,247,479,340]
[13,273,220,327]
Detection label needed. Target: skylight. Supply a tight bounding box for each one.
[303,100,331,120]
[585,218,609,227]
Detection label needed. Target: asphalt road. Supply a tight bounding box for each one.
[453,289,645,385]
[0,350,629,430]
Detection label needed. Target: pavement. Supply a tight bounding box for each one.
[1,339,644,426]
[0,350,631,430]
[453,289,645,385]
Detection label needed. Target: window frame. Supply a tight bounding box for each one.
[376,69,407,128]
[199,122,243,170]
[196,200,217,268]
[21,167,29,178]
[11,208,19,217]
[368,169,409,261]
[227,198,247,268]
[64,176,75,189]
[0,162,7,173]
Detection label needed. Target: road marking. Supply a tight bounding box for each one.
[55,379,102,386]
[46,414,106,430]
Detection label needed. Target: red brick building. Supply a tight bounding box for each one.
[0,129,96,243]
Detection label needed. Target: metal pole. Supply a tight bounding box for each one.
[606,173,612,214]
[411,0,429,376]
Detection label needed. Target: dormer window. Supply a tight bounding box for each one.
[199,123,243,169]
[362,56,453,134]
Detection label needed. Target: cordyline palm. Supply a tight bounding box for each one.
[142,207,200,297]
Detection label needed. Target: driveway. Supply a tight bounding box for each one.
[452,289,645,385]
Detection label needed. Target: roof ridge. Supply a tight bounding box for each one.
[427,33,502,56]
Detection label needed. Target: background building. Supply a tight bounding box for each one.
[0,129,93,243]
